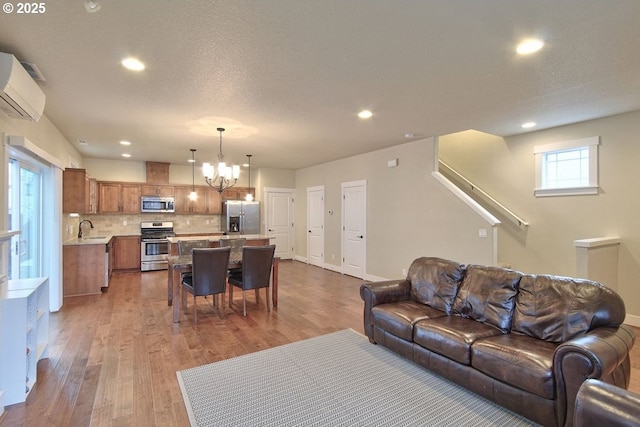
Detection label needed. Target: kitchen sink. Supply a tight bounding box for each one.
[84,236,107,240]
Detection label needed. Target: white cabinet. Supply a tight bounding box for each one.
[0,277,49,406]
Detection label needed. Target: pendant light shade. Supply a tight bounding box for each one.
[203,127,240,193]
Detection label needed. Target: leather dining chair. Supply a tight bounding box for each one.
[228,245,276,317]
[181,247,231,323]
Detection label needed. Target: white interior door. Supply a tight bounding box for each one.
[265,188,295,260]
[342,180,366,278]
[307,186,324,267]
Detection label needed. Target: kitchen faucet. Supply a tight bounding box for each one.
[78,219,94,238]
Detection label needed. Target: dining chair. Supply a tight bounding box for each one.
[219,238,246,273]
[228,245,275,316]
[181,247,231,323]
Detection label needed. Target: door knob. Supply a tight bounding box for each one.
[358,235,364,239]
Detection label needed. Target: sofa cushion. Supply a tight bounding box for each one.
[451,265,522,332]
[471,333,558,399]
[371,301,447,341]
[512,274,626,343]
[408,257,466,314]
[414,316,504,365]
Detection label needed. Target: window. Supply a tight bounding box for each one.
[534,136,599,197]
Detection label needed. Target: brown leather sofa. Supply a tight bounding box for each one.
[360,257,635,427]
[574,379,640,427]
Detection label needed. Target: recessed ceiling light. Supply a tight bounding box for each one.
[522,122,537,129]
[122,153,131,158]
[404,132,414,139]
[358,110,373,119]
[120,140,131,146]
[121,57,145,71]
[516,39,544,55]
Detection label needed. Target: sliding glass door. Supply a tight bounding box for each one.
[8,157,43,279]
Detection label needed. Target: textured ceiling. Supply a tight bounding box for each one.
[1,0,639,169]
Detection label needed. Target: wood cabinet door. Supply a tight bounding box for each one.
[205,188,222,214]
[120,184,141,213]
[99,183,122,213]
[113,236,141,270]
[63,168,89,213]
[173,186,191,213]
[141,185,174,197]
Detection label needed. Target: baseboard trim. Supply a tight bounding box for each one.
[624,314,640,327]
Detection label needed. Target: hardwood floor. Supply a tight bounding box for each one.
[1,260,638,426]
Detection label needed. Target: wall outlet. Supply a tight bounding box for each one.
[402,268,407,276]
[331,253,335,260]
[206,220,210,224]
[478,228,488,238]
[122,220,127,226]
[186,220,190,225]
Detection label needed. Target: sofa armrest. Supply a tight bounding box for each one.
[360,279,411,341]
[574,379,640,427]
[553,324,636,427]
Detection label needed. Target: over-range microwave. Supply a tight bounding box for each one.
[141,196,175,213]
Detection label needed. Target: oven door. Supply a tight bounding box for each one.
[141,239,169,262]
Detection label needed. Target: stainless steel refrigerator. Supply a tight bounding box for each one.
[222,200,260,234]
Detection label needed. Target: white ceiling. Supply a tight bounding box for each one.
[1,1,639,170]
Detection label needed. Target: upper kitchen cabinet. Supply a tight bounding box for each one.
[63,168,97,214]
[222,187,254,201]
[205,189,222,214]
[145,162,170,184]
[174,186,206,214]
[98,182,141,214]
[140,184,174,197]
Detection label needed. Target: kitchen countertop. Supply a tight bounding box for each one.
[167,234,274,243]
[63,235,113,246]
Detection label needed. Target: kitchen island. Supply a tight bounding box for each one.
[167,234,275,255]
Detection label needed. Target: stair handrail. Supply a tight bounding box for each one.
[438,160,529,229]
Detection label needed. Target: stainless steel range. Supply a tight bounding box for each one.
[140,221,175,271]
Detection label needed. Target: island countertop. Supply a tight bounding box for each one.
[167,234,274,243]
[63,235,113,246]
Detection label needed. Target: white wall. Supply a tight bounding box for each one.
[295,137,496,280]
[439,109,640,320]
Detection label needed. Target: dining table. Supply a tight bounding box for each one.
[167,253,279,323]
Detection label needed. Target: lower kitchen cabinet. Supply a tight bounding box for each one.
[0,277,49,406]
[63,244,108,296]
[113,236,141,271]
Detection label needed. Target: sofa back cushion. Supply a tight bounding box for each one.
[512,274,626,342]
[452,265,522,332]
[408,257,465,314]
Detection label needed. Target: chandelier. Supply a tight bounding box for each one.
[202,127,240,193]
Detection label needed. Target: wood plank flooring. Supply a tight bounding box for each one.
[1,260,638,426]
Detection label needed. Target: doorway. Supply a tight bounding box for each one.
[264,187,295,260]
[342,180,366,278]
[306,186,324,267]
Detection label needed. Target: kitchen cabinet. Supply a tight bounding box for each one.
[0,277,49,406]
[145,161,170,184]
[140,184,174,197]
[63,243,108,296]
[113,236,141,271]
[63,168,98,214]
[99,182,141,213]
[222,187,255,201]
[205,188,222,214]
[174,186,207,214]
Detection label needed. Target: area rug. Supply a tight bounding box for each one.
[177,329,537,426]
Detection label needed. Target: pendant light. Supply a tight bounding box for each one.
[245,154,253,202]
[189,149,197,201]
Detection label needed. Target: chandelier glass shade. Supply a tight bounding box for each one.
[202,127,240,193]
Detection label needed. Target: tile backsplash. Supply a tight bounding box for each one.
[63,214,223,241]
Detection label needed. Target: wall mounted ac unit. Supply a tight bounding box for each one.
[0,52,46,121]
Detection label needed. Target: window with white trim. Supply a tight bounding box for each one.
[534,136,599,197]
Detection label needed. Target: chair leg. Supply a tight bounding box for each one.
[266,287,271,312]
[182,287,187,314]
[242,290,247,317]
[193,295,198,325]
[229,285,233,308]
